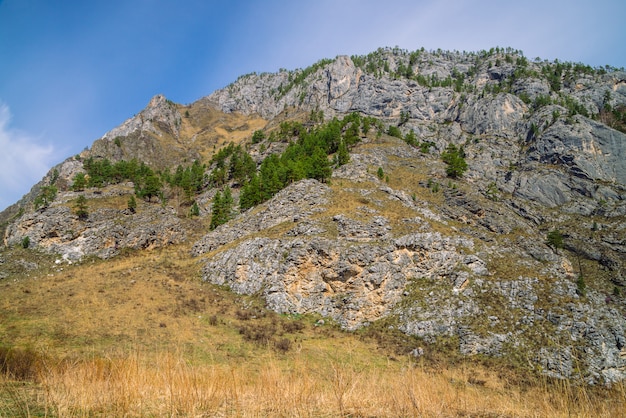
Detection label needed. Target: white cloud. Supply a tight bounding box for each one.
[0,101,57,210]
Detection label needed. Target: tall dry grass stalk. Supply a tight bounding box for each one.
[6,350,618,417]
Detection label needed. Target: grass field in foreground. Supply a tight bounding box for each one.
[1,238,624,416]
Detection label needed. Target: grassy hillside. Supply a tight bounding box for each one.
[2,90,625,414]
[1,170,625,416]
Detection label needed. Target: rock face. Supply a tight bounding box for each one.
[193,169,626,383]
[530,117,626,184]
[4,189,186,260]
[2,47,626,383]
[206,50,626,211]
[198,183,481,330]
[89,94,195,169]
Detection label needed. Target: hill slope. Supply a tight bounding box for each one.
[2,47,626,387]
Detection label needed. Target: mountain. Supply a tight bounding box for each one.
[2,46,626,384]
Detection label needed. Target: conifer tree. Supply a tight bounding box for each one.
[136,172,162,202]
[71,172,87,191]
[308,147,332,182]
[441,143,468,178]
[189,201,200,217]
[209,188,234,230]
[335,139,350,167]
[127,195,137,213]
[259,155,283,200]
[209,191,223,230]
[34,185,57,210]
[74,195,89,220]
[240,174,262,211]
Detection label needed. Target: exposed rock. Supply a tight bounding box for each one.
[530,117,626,184]
[89,94,197,170]
[100,94,182,142]
[459,93,527,138]
[4,202,185,260]
[333,214,391,240]
[200,229,484,330]
[191,179,330,256]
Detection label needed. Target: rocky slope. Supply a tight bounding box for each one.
[2,47,626,383]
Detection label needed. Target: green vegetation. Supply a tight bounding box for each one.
[426,178,440,193]
[276,58,333,98]
[82,157,154,189]
[73,195,89,220]
[21,236,30,249]
[251,129,265,143]
[238,113,375,212]
[599,104,626,133]
[334,139,350,167]
[545,229,564,253]
[209,188,234,230]
[33,185,57,210]
[404,129,418,146]
[576,274,587,297]
[419,141,435,154]
[135,172,162,202]
[441,144,468,178]
[387,125,402,138]
[127,195,137,213]
[486,182,500,201]
[71,172,87,191]
[168,159,208,202]
[189,201,200,217]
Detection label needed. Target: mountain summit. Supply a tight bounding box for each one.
[2,46,626,384]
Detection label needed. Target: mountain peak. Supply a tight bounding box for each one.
[148,93,168,107]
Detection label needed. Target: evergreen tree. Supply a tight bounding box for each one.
[136,172,162,202]
[307,147,332,182]
[189,201,200,217]
[222,187,234,215]
[71,172,87,191]
[404,130,418,146]
[259,154,283,200]
[335,139,350,167]
[209,188,234,230]
[127,195,137,213]
[240,174,262,211]
[209,191,223,230]
[545,229,564,253]
[252,130,265,143]
[343,123,360,147]
[441,144,468,178]
[74,195,89,220]
[180,169,193,201]
[190,159,206,193]
[387,125,402,138]
[282,158,307,184]
[209,167,227,187]
[34,185,57,210]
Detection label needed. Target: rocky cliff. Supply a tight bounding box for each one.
[2,47,625,383]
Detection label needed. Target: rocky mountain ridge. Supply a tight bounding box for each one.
[1,46,625,383]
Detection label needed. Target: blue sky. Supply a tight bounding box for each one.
[1,0,625,211]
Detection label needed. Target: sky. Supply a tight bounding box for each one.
[1,0,625,211]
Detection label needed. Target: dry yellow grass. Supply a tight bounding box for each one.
[2,241,624,417]
[177,102,266,161]
[2,347,624,417]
